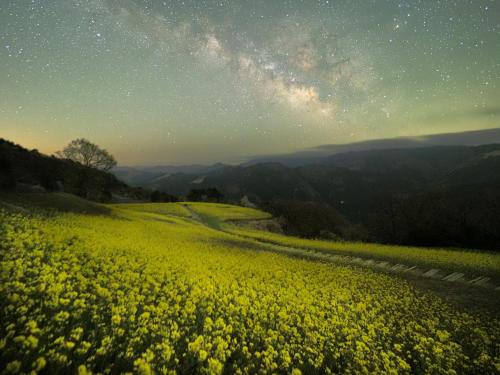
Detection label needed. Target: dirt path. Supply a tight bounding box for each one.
[183,204,202,222]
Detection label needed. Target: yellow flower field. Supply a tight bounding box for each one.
[225,226,500,279]
[1,202,499,374]
[182,203,272,222]
[113,203,192,218]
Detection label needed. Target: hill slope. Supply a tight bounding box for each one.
[0,138,148,202]
[136,144,500,250]
[243,128,500,166]
[145,144,500,201]
[1,199,499,373]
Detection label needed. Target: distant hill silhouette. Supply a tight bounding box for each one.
[142,144,500,250]
[112,163,228,186]
[114,128,500,184]
[243,127,500,167]
[141,144,500,199]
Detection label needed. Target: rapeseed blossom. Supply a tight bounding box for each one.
[1,205,499,374]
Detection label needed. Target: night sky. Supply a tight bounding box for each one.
[1,0,499,165]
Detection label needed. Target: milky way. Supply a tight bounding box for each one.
[1,1,499,164]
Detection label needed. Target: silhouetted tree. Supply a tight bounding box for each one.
[206,188,224,202]
[262,200,355,239]
[369,187,500,250]
[0,138,146,203]
[187,188,224,202]
[151,190,178,202]
[187,189,203,202]
[56,138,117,171]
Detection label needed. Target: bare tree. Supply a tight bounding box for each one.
[56,138,117,171]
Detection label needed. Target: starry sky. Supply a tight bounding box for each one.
[1,0,499,165]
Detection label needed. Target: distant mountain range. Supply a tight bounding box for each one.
[112,163,228,186]
[3,128,500,249]
[114,128,500,186]
[242,127,500,166]
[131,143,500,219]
[128,142,500,249]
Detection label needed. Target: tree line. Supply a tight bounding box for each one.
[0,138,223,205]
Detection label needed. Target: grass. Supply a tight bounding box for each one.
[1,195,499,373]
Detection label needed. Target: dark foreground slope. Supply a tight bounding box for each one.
[0,139,148,202]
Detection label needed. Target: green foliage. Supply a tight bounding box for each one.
[151,191,178,203]
[187,188,224,203]
[261,200,354,239]
[1,203,499,374]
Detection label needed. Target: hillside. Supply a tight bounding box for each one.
[129,144,500,250]
[1,197,499,373]
[242,128,500,166]
[113,163,228,186]
[0,191,111,215]
[113,128,500,187]
[140,144,500,200]
[0,138,149,202]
